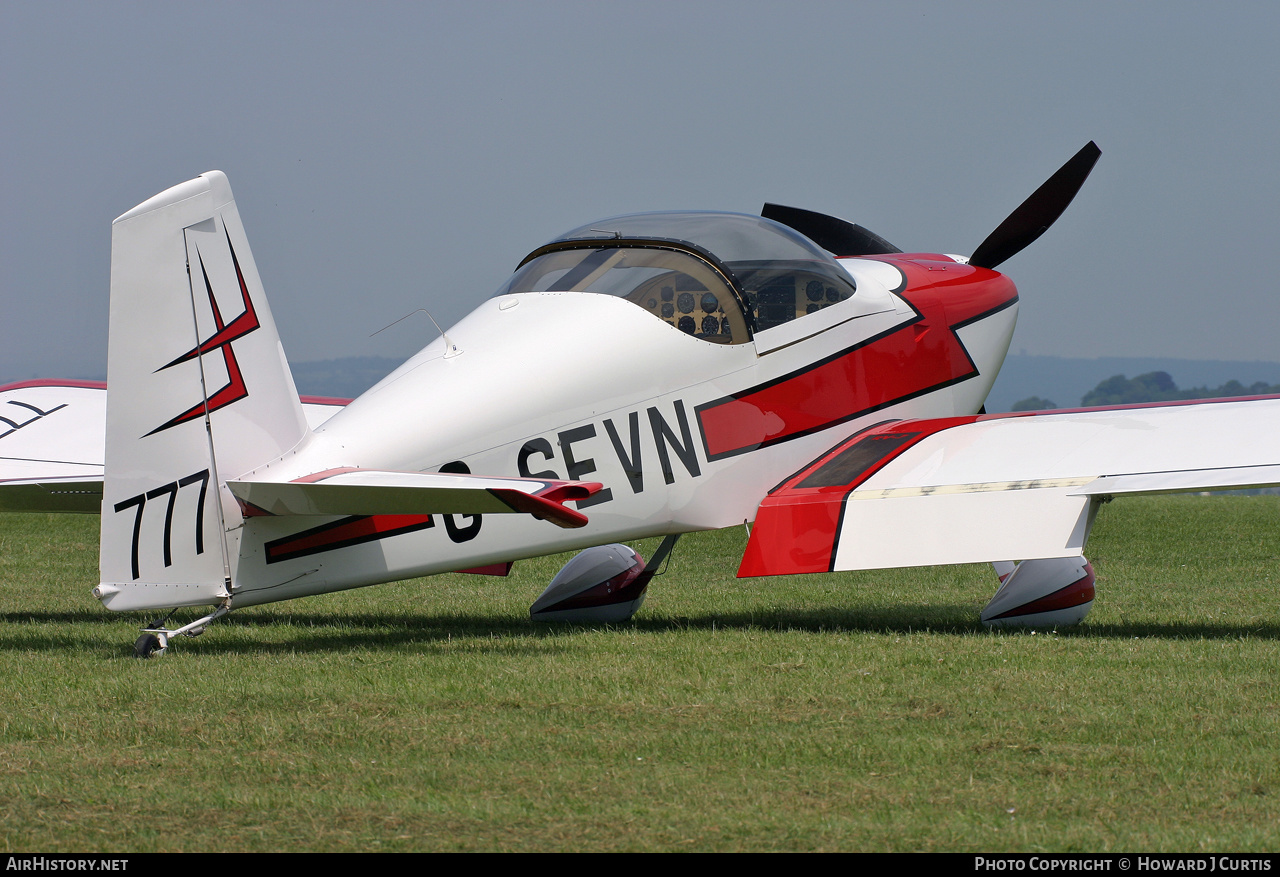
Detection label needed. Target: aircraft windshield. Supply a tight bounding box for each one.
[495,212,859,341]
[499,245,750,344]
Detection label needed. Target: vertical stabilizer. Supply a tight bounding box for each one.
[99,171,308,610]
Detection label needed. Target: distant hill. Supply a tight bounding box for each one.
[985,355,1280,412]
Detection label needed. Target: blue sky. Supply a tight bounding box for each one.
[4,1,1278,381]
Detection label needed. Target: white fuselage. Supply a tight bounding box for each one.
[227,258,1017,607]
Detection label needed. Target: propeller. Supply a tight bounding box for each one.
[761,203,902,256]
[968,141,1101,270]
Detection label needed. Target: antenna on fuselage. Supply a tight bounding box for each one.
[371,308,461,358]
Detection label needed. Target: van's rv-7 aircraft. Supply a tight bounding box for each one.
[5,142,1280,657]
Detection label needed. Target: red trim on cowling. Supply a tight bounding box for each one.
[697,323,970,459]
[696,258,1016,461]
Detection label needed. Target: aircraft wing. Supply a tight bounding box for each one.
[0,380,107,512]
[0,380,349,513]
[739,396,1280,576]
[229,468,601,528]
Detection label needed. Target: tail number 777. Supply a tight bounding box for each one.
[112,470,210,580]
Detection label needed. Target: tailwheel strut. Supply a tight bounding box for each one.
[133,601,232,659]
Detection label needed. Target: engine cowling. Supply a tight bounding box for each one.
[530,544,651,623]
[981,556,1095,629]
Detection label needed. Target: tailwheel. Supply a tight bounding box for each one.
[133,633,164,659]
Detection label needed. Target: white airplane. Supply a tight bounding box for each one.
[5,142,1280,657]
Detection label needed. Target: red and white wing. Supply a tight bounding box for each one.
[739,396,1280,576]
[0,380,108,512]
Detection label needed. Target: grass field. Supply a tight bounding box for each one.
[1,496,1278,852]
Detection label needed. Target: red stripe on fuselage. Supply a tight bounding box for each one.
[697,257,1015,461]
[264,514,437,564]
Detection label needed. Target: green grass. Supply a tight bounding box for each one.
[1,496,1278,851]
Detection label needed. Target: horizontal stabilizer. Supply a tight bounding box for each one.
[230,468,603,529]
[740,396,1280,576]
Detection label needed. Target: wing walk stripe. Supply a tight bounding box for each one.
[850,476,1095,500]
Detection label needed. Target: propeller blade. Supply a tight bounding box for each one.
[762,203,902,256]
[968,141,1101,271]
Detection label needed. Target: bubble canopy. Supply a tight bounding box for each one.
[550,212,839,264]
[494,212,858,344]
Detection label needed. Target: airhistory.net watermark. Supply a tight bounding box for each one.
[5,859,128,871]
